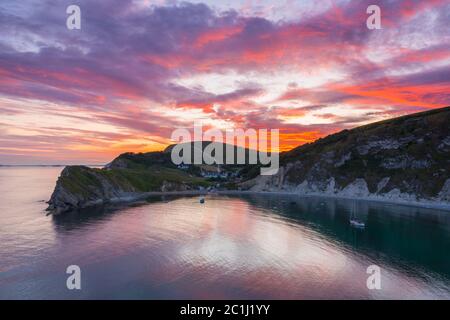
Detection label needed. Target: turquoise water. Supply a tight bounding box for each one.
[0,167,449,299]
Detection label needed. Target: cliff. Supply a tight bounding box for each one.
[47,162,209,214]
[241,106,450,208]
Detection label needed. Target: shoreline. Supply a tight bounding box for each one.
[48,189,450,214]
[216,190,450,211]
[105,189,450,212]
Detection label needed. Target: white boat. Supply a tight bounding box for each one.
[349,201,365,228]
[350,219,365,228]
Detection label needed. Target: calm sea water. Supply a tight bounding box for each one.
[0,167,449,299]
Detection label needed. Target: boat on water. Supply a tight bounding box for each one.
[199,197,205,204]
[349,201,365,228]
[350,219,365,228]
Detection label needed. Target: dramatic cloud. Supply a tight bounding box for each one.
[0,0,449,164]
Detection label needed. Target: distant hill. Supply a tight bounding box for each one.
[242,106,450,207]
[107,141,270,178]
[47,106,450,213]
[110,141,265,168]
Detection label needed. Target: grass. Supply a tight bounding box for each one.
[59,166,104,197]
[59,165,210,197]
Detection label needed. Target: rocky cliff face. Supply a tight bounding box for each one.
[241,107,450,207]
[47,166,138,214]
[47,163,208,214]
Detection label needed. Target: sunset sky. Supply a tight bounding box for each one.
[0,0,449,164]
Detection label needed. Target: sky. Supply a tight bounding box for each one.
[0,0,449,164]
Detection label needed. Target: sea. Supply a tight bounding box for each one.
[0,166,449,299]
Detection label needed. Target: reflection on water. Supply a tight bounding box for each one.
[0,167,449,299]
